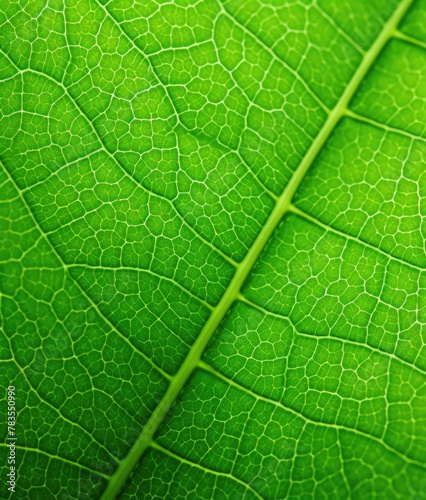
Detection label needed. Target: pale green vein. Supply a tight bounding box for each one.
[0,444,110,479]
[393,29,426,51]
[175,122,278,203]
[0,45,238,268]
[198,361,426,469]
[18,67,238,269]
[295,330,426,378]
[1,315,119,461]
[150,441,265,500]
[345,108,426,143]
[20,149,103,193]
[315,4,365,55]
[13,361,120,463]
[218,0,331,113]
[100,1,415,497]
[0,159,172,382]
[237,295,426,378]
[92,0,277,208]
[335,431,352,497]
[290,204,425,272]
[67,264,214,311]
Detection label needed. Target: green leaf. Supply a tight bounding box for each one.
[1,0,425,498]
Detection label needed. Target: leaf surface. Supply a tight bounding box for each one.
[1,0,426,498]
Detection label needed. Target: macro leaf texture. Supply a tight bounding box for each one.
[1,0,426,498]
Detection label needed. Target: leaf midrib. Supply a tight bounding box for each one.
[101,0,414,497]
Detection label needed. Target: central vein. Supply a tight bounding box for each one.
[101,0,413,497]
